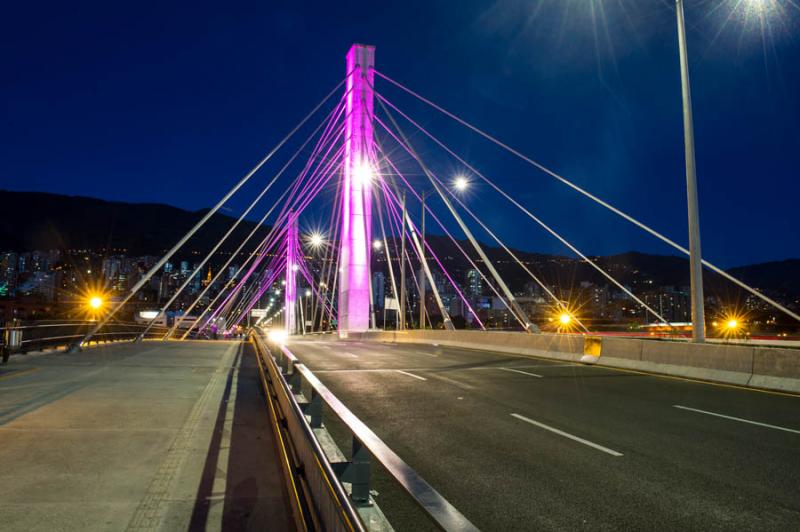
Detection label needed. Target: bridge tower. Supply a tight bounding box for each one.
[285,211,299,335]
[339,44,375,336]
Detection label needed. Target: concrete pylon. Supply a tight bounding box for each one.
[338,44,375,336]
[285,211,299,335]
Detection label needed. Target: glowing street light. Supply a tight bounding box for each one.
[559,312,572,326]
[353,160,374,186]
[305,289,312,297]
[308,232,324,249]
[453,175,470,192]
[88,295,104,310]
[726,319,739,330]
[373,239,383,250]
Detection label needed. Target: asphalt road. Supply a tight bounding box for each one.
[288,337,800,531]
[0,340,291,531]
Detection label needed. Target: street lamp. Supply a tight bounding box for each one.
[88,296,104,310]
[418,176,471,329]
[308,232,324,249]
[675,0,706,343]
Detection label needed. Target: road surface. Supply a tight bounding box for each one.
[288,337,800,530]
[0,340,292,531]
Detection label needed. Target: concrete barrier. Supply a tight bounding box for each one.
[598,340,755,386]
[352,330,800,394]
[749,347,800,392]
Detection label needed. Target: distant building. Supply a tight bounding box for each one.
[372,271,385,309]
[466,269,482,298]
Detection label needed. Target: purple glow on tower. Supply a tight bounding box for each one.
[339,44,375,335]
[285,211,299,334]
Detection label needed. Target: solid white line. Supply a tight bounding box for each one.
[415,351,438,357]
[499,367,543,378]
[396,370,427,381]
[511,413,624,457]
[673,405,800,435]
[342,352,359,358]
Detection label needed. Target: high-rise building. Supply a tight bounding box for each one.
[466,269,482,298]
[372,271,385,309]
[1,252,19,294]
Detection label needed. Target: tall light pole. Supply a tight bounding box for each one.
[676,0,706,343]
[399,191,407,330]
[419,190,427,330]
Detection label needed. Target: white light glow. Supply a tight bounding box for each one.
[372,239,383,250]
[353,160,374,186]
[268,330,288,344]
[139,310,160,320]
[308,232,324,248]
[454,175,469,191]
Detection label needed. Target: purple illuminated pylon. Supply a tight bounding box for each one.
[285,211,299,334]
[339,44,375,336]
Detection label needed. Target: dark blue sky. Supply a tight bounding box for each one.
[2,0,798,267]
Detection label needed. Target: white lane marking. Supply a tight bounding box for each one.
[499,367,543,378]
[427,373,474,391]
[342,352,359,358]
[673,405,800,435]
[396,370,427,381]
[515,364,576,369]
[415,351,438,357]
[315,368,425,374]
[511,413,624,457]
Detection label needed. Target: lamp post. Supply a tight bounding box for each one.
[419,190,427,330]
[675,0,706,343]
[399,191,407,330]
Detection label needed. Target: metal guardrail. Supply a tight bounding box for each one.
[250,329,479,532]
[1,321,172,362]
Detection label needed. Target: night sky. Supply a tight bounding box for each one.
[2,0,798,268]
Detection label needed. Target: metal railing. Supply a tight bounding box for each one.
[1,320,172,361]
[250,329,478,531]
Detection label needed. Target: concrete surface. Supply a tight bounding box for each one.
[357,330,800,393]
[0,340,292,532]
[288,337,800,531]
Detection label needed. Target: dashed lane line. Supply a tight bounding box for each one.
[498,367,543,378]
[395,370,427,381]
[674,405,800,435]
[511,413,624,457]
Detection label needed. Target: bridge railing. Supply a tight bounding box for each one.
[1,320,171,360]
[250,329,477,532]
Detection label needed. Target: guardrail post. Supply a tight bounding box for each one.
[349,437,372,505]
[288,366,302,394]
[309,389,323,428]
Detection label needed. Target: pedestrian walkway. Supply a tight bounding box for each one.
[0,340,293,531]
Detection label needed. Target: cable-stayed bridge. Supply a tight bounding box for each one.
[2,44,799,531]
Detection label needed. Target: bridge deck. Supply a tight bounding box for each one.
[0,340,292,531]
[289,337,800,530]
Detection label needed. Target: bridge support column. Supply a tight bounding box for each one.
[285,211,298,335]
[339,44,375,336]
